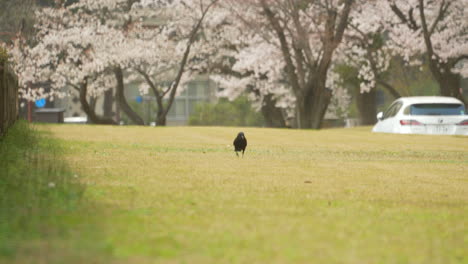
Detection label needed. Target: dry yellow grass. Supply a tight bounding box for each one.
[37,124,467,264]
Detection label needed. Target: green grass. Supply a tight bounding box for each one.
[0,121,113,264]
[3,124,468,263]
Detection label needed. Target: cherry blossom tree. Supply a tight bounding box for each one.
[130,0,219,126]
[206,0,355,129]
[200,4,291,127]
[9,0,133,124]
[340,3,396,125]
[8,0,220,126]
[356,0,468,104]
[11,0,466,129]
[331,0,468,124]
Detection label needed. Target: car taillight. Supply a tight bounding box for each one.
[400,120,423,126]
[457,120,468,126]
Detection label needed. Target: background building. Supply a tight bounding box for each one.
[51,75,218,125]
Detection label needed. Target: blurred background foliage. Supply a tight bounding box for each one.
[189,96,265,127]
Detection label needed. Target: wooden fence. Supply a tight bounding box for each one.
[0,59,19,137]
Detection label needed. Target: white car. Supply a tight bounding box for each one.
[372,96,468,135]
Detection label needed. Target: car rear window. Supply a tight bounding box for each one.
[407,104,465,115]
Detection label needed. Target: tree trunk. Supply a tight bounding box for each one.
[310,88,332,129]
[418,0,466,105]
[295,83,332,129]
[260,94,287,128]
[79,80,117,125]
[114,66,145,125]
[103,87,114,120]
[89,96,96,112]
[156,111,166,126]
[156,0,218,126]
[296,100,311,129]
[260,0,353,129]
[438,69,466,105]
[426,56,466,105]
[152,89,166,126]
[356,88,377,125]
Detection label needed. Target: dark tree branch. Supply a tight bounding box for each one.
[161,85,172,98]
[333,0,353,48]
[114,66,145,125]
[418,0,440,76]
[162,0,219,119]
[135,67,165,115]
[429,0,450,37]
[290,1,314,66]
[79,78,117,125]
[136,68,160,99]
[390,4,409,25]
[292,41,306,89]
[408,8,419,30]
[261,0,302,96]
[390,4,419,30]
[317,0,353,83]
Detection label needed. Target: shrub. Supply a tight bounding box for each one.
[189,96,265,127]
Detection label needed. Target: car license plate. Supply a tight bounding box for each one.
[432,125,449,134]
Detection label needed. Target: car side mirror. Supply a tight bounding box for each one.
[376,112,383,121]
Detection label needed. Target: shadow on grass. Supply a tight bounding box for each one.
[0,121,116,264]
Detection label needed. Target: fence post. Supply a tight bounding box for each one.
[0,60,5,136]
[0,57,19,137]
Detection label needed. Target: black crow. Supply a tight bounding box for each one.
[233,132,247,157]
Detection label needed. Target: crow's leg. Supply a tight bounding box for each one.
[236,151,239,157]
[242,150,244,157]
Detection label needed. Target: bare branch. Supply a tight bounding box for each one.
[390,3,419,30]
[135,67,161,100]
[289,0,314,66]
[418,0,435,61]
[260,0,302,96]
[408,8,419,30]
[163,0,219,117]
[332,0,354,47]
[429,0,451,36]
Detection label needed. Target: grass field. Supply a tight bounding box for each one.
[0,122,114,264]
[3,124,468,263]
